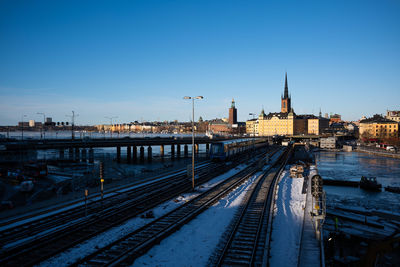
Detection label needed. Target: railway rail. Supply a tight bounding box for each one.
[0,147,271,266]
[212,145,292,266]
[0,160,210,229]
[0,161,212,248]
[72,148,283,266]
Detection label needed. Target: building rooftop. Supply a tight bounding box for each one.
[360,114,398,124]
[263,112,292,119]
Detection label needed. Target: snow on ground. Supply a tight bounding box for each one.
[269,167,306,267]
[38,163,250,267]
[132,171,261,267]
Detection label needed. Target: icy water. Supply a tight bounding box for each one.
[315,151,400,213]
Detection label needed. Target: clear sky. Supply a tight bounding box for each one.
[0,0,399,125]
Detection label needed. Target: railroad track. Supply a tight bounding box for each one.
[0,160,210,229]
[0,148,271,266]
[0,161,212,248]
[211,145,292,266]
[72,148,282,266]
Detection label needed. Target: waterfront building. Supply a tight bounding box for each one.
[18,122,29,127]
[320,136,337,149]
[386,110,400,122]
[246,73,329,136]
[359,114,399,139]
[257,109,295,136]
[307,115,330,135]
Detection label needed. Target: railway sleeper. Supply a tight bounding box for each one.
[234,235,257,242]
[237,229,258,236]
[96,253,116,260]
[240,222,259,228]
[241,218,259,224]
[247,210,262,216]
[227,248,253,256]
[87,258,109,265]
[119,241,133,247]
[149,225,166,232]
[229,241,253,250]
[242,219,260,225]
[132,233,150,241]
[238,226,258,233]
[223,256,252,265]
[251,207,265,213]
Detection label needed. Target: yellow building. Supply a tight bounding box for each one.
[307,116,330,135]
[245,74,330,136]
[386,110,400,122]
[245,119,258,136]
[256,110,295,136]
[360,115,399,139]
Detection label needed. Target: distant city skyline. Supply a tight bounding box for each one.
[1,0,399,125]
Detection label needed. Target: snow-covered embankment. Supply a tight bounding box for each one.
[269,167,306,266]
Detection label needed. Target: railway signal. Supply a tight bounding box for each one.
[100,162,104,207]
[311,174,323,197]
[85,188,88,217]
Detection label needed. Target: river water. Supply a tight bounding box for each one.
[315,151,400,213]
[0,131,209,161]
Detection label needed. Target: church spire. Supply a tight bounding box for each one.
[284,72,289,99]
[281,72,291,113]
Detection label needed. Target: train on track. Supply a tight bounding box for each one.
[209,138,268,161]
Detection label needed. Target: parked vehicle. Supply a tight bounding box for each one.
[19,180,34,192]
[386,146,396,152]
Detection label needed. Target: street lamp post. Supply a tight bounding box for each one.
[105,116,118,138]
[21,115,27,141]
[249,113,256,155]
[37,112,45,139]
[66,111,78,140]
[184,96,204,191]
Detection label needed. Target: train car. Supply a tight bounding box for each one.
[209,138,267,161]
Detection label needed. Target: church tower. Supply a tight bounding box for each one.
[281,72,291,113]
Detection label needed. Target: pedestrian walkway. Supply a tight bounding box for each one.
[298,175,322,267]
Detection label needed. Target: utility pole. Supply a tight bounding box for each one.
[21,114,27,141]
[37,112,45,139]
[183,96,204,191]
[66,111,78,140]
[105,116,118,138]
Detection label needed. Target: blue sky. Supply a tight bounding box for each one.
[1,0,399,125]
